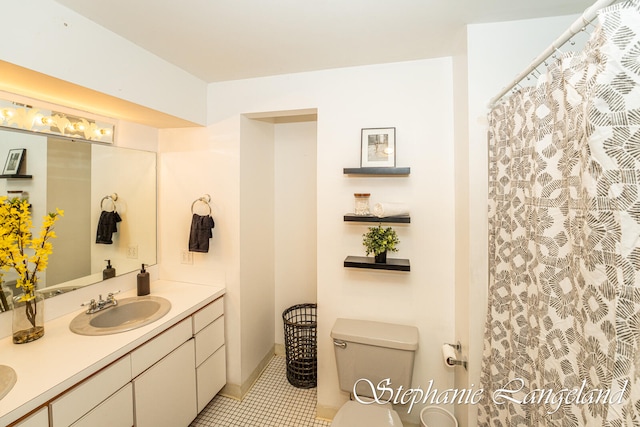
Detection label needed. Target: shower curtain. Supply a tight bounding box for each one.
[479,1,640,425]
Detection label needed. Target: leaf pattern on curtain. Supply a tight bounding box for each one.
[480,1,640,425]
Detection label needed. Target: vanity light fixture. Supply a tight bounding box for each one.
[39,116,54,126]
[0,96,115,143]
[1,108,13,119]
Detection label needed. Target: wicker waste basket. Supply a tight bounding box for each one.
[282,303,317,388]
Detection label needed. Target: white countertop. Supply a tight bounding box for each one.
[0,280,225,425]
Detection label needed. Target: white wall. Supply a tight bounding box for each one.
[463,13,582,427]
[0,4,593,423]
[1,1,207,125]
[156,126,232,286]
[274,119,318,346]
[157,125,240,386]
[91,144,157,275]
[157,58,456,425]
[452,28,471,427]
[158,117,319,390]
[239,116,276,386]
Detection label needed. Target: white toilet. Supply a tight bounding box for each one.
[330,318,419,427]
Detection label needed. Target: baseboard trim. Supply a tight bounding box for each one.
[219,345,276,400]
[316,404,337,422]
[274,343,285,356]
[219,383,242,400]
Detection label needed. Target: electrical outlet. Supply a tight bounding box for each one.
[127,244,138,259]
[181,250,193,265]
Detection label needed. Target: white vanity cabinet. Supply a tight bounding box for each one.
[192,296,226,412]
[132,295,226,426]
[49,356,132,427]
[12,407,48,427]
[70,384,133,427]
[132,318,197,427]
[1,287,227,427]
[134,340,197,427]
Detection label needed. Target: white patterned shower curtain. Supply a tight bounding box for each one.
[480,1,640,425]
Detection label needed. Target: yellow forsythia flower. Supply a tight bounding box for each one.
[0,197,63,299]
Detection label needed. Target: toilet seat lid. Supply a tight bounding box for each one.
[331,401,403,427]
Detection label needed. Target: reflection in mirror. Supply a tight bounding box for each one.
[0,129,156,312]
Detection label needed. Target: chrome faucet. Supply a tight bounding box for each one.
[82,290,120,314]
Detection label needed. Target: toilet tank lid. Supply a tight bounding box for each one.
[331,318,419,351]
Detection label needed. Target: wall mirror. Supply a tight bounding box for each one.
[0,128,157,311]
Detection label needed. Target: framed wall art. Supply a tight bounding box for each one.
[3,148,25,175]
[361,127,395,168]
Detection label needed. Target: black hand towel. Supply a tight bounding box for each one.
[96,210,122,244]
[189,214,215,253]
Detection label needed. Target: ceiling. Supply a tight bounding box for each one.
[54,0,596,83]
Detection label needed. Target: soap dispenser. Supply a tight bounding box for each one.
[103,260,116,280]
[137,264,150,296]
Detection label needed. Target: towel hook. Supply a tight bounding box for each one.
[191,194,212,215]
[100,193,118,212]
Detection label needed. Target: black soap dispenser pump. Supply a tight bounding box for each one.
[103,259,116,280]
[137,264,150,296]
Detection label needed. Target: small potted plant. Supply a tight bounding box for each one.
[362,225,399,263]
[0,197,63,343]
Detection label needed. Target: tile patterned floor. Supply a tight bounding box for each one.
[191,355,331,427]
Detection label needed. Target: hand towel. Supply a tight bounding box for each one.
[372,202,410,218]
[189,214,215,253]
[96,210,122,244]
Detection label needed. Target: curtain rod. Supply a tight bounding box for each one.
[487,0,618,107]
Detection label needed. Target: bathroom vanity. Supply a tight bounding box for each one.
[0,280,226,427]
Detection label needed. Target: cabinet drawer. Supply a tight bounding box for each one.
[196,345,226,413]
[195,316,224,366]
[193,297,224,334]
[131,318,191,378]
[71,383,133,427]
[50,356,131,427]
[11,407,48,427]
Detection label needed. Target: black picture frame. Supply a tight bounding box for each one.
[3,149,25,175]
[360,127,396,168]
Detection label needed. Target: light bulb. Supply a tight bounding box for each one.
[1,108,14,119]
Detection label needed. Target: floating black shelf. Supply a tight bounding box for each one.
[344,256,410,272]
[0,174,32,179]
[344,214,410,224]
[343,167,410,176]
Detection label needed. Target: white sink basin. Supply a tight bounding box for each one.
[0,365,17,401]
[69,296,171,336]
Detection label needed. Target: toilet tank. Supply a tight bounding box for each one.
[331,318,419,399]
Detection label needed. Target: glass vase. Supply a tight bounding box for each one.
[12,292,44,344]
[354,193,371,216]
